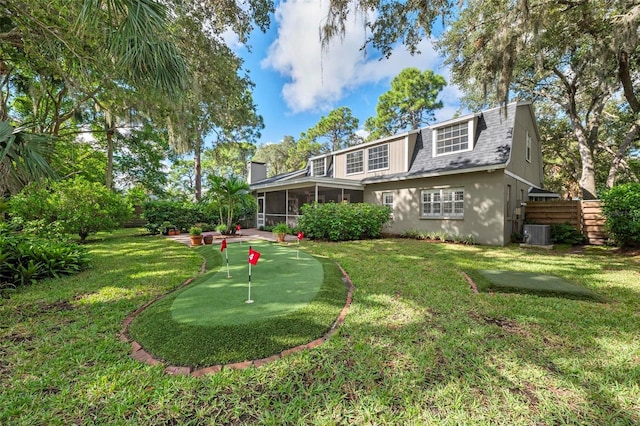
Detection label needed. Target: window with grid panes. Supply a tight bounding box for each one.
[367,144,389,171]
[421,188,464,218]
[346,150,363,174]
[436,122,469,155]
[312,158,325,176]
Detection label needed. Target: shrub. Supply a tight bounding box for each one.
[601,183,640,247]
[0,232,90,290]
[298,202,391,241]
[10,178,132,242]
[142,200,209,234]
[550,223,587,245]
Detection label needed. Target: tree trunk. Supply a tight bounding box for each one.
[194,139,202,201]
[606,120,640,188]
[105,128,114,190]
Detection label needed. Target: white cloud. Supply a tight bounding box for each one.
[262,0,455,114]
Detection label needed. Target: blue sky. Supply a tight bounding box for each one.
[229,0,464,147]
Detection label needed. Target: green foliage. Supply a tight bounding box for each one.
[0,120,57,195]
[550,223,587,245]
[0,232,90,289]
[601,183,640,247]
[204,175,255,231]
[10,177,132,242]
[271,222,290,234]
[142,200,209,234]
[189,226,202,236]
[365,68,446,139]
[304,106,362,151]
[299,202,391,241]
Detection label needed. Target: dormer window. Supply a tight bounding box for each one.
[346,150,364,174]
[312,158,326,176]
[368,144,389,171]
[433,119,474,156]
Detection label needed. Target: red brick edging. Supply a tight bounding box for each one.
[120,260,354,377]
[461,271,479,293]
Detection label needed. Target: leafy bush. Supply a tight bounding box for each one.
[11,177,132,242]
[298,202,391,241]
[550,223,587,245]
[142,200,210,234]
[0,232,90,290]
[601,183,640,247]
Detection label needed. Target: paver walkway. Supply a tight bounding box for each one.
[166,228,298,246]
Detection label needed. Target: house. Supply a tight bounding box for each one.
[248,101,547,245]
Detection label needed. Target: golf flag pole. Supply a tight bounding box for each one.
[220,238,230,278]
[296,231,304,259]
[247,246,261,304]
[247,261,252,303]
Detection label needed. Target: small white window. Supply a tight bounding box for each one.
[382,192,394,208]
[526,132,532,162]
[313,158,325,176]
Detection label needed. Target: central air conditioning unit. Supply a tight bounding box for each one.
[523,224,551,246]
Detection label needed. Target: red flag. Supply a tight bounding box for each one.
[248,247,261,265]
[297,231,304,240]
[220,238,227,252]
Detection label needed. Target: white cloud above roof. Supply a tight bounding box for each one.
[261,0,454,115]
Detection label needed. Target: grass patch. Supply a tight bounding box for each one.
[474,269,603,301]
[1,233,639,425]
[128,241,347,366]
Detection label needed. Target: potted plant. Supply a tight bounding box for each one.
[272,222,289,243]
[189,226,203,246]
[161,221,175,235]
[203,233,213,244]
[216,223,228,235]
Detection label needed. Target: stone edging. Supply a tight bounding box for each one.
[120,260,354,377]
[461,271,479,293]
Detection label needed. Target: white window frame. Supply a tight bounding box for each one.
[432,120,474,157]
[525,131,532,163]
[382,191,394,217]
[382,191,394,208]
[421,188,464,219]
[346,150,364,175]
[367,144,389,171]
[312,158,326,176]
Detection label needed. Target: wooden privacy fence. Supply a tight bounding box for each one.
[525,200,607,245]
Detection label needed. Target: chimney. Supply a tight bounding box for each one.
[247,161,267,184]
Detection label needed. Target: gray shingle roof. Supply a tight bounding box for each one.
[362,103,517,183]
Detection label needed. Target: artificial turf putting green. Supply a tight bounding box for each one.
[171,240,324,327]
[477,269,601,300]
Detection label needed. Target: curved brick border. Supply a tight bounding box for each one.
[461,271,479,294]
[120,260,354,377]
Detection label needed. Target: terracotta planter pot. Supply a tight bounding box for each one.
[190,235,203,246]
[203,234,213,245]
[169,229,180,236]
[275,233,286,243]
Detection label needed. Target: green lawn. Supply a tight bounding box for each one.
[1,230,639,424]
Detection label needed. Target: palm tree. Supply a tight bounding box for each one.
[0,121,56,195]
[222,175,252,232]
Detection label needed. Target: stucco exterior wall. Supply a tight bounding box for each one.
[506,104,544,187]
[364,171,508,245]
